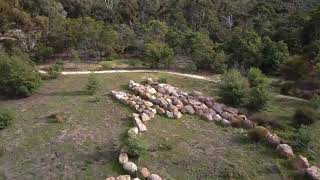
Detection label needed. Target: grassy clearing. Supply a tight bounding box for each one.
[0,73,318,179]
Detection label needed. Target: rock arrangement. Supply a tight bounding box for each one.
[110,90,162,180]
[109,78,320,180]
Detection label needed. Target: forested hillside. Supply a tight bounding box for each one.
[0,0,320,94]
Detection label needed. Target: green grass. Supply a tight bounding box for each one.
[0,73,318,179]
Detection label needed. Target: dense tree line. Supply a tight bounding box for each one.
[0,0,320,77]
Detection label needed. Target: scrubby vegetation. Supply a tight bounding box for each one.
[0,109,13,130]
[0,53,41,97]
[126,136,149,158]
[293,107,318,127]
[86,73,100,95]
[218,69,249,106]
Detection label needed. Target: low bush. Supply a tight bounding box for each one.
[309,95,320,110]
[127,137,149,158]
[248,126,270,142]
[293,107,318,127]
[48,61,64,79]
[86,73,100,95]
[100,61,113,69]
[247,85,271,111]
[0,109,14,130]
[250,112,282,129]
[0,53,41,97]
[218,69,249,106]
[290,126,312,152]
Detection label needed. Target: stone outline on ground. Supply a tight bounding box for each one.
[110,78,319,180]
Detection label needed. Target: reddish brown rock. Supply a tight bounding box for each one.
[276,144,294,159]
[291,155,309,171]
[137,167,150,179]
[306,166,320,180]
[266,133,281,146]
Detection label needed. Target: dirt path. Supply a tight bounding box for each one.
[39,69,308,102]
[39,70,220,82]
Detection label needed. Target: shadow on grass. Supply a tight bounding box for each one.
[48,90,89,97]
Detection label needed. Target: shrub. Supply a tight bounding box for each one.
[0,109,14,130]
[290,126,312,152]
[281,56,312,80]
[293,107,318,127]
[100,61,113,69]
[218,69,249,106]
[310,95,320,110]
[246,68,271,111]
[0,53,41,97]
[48,61,63,78]
[248,126,270,142]
[86,73,100,95]
[247,68,270,87]
[250,112,282,129]
[143,41,174,69]
[127,137,149,158]
[247,85,271,111]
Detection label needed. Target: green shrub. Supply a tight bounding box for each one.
[290,126,312,152]
[281,56,312,80]
[309,95,320,110]
[100,61,113,69]
[143,41,175,68]
[218,69,249,106]
[0,53,41,97]
[248,126,270,142]
[127,137,149,158]
[0,109,14,130]
[246,68,271,110]
[86,73,100,95]
[247,68,270,87]
[293,107,318,127]
[48,61,63,78]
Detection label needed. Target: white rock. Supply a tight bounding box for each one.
[122,161,138,174]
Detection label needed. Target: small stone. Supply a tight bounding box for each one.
[166,111,174,119]
[173,111,182,119]
[156,106,166,114]
[147,78,153,84]
[201,113,213,121]
[122,162,138,174]
[185,105,195,114]
[306,166,320,180]
[147,174,162,180]
[116,175,131,180]
[191,91,203,97]
[141,113,151,122]
[119,153,128,164]
[242,119,254,129]
[276,144,294,159]
[221,111,234,120]
[128,127,139,138]
[220,119,231,127]
[137,167,150,179]
[291,155,309,171]
[106,177,116,180]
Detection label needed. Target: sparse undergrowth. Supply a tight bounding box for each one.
[0,73,319,179]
